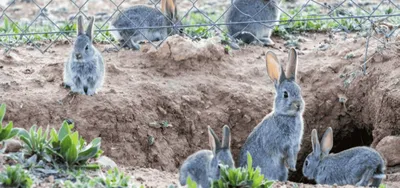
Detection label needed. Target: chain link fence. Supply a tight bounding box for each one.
[1,0,400,72]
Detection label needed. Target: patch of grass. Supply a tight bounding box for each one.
[63,168,144,188]
[0,165,33,188]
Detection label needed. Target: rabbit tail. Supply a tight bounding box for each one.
[370,163,385,187]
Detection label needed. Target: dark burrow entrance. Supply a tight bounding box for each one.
[290,125,374,183]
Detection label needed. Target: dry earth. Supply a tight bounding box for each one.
[1,31,400,187]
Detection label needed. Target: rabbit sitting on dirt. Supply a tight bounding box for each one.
[225,0,281,46]
[179,125,234,188]
[64,15,105,96]
[239,48,304,181]
[110,0,183,50]
[303,127,386,187]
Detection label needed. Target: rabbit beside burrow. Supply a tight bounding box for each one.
[179,125,235,188]
[303,127,386,187]
[239,48,304,181]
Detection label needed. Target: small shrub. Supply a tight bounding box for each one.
[48,121,103,167]
[95,168,131,188]
[0,104,20,144]
[211,152,274,188]
[18,125,52,162]
[0,165,33,188]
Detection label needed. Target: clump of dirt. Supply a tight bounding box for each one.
[1,33,400,187]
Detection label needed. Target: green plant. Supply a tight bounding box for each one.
[95,168,131,188]
[186,176,198,188]
[18,125,52,162]
[211,152,274,188]
[0,165,33,188]
[48,121,103,167]
[0,104,20,145]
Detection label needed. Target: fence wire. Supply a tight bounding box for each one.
[1,0,400,73]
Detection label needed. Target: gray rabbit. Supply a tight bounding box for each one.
[225,0,281,46]
[179,125,234,188]
[64,15,105,96]
[110,0,182,50]
[303,127,386,187]
[239,48,304,181]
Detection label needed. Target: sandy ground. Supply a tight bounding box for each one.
[1,30,400,187]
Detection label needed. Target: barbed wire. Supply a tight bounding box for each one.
[0,0,399,73]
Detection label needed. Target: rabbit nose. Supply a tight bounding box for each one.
[293,102,301,110]
[75,53,82,59]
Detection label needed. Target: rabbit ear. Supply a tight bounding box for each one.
[285,48,298,81]
[221,125,231,149]
[86,16,95,41]
[77,15,84,35]
[320,127,333,156]
[266,51,286,85]
[162,0,177,20]
[208,126,221,154]
[311,129,321,156]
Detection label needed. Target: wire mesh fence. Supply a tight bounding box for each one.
[1,0,400,72]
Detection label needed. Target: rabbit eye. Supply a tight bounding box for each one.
[85,45,89,50]
[305,160,309,166]
[283,91,289,98]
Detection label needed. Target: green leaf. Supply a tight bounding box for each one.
[60,135,73,157]
[6,128,19,140]
[0,121,13,141]
[77,144,100,163]
[70,132,79,147]
[18,129,30,139]
[58,121,71,141]
[186,176,197,188]
[0,104,6,123]
[66,145,78,165]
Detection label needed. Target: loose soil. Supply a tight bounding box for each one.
[1,31,400,187]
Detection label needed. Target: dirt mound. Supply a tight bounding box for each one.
[1,33,400,186]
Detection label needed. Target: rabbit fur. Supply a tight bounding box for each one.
[302,127,386,187]
[179,125,234,188]
[239,48,304,181]
[110,0,182,50]
[225,0,281,46]
[64,15,105,96]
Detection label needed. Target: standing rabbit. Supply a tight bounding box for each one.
[179,125,235,188]
[110,0,183,50]
[225,0,281,46]
[239,48,304,181]
[303,127,386,187]
[64,15,105,96]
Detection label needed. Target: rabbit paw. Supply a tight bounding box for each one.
[260,37,275,46]
[285,160,296,171]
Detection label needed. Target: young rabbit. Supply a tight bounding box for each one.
[110,0,183,50]
[303,127,386,187]
[225,0,281,46]
[239,48,304,181]
[179,125,234,188]
[64,15,105,96]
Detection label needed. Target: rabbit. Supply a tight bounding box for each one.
[63,15,105,96]
[225,0,281,46]
[110,0,183,50]
[179,125,235,188]
[238,48,304,181]
[302,127,386,187]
